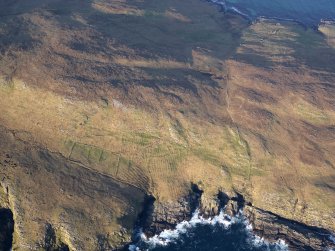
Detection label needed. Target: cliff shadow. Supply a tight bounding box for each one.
[0,208,14,251]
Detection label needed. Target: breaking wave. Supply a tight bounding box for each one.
[129,210,288,251]
[209,0,252,20]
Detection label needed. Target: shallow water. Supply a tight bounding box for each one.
[129,211,288,251]
[213,0,335,26]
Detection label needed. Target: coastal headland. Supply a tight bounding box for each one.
[0,0,334,250]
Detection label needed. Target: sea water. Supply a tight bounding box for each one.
[212,0,335,27]
[129,210,288,251]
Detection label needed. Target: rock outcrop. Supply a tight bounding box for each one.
[43,223,70,251]
[243,206,335,251]
[139,185,202,237]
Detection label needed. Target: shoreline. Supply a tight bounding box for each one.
[127,189,335,251]
[206,0,335,31]
[128,209,289,251]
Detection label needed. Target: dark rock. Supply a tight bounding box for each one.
[97,234,113,251]
[142,198,193,236]
[138,184,202,237]
[44,223,70,251]
[217,190,244,217]
[217,191,230,208]
[225,200,239,217]
[243,205,335,251]
[136,195,156,233]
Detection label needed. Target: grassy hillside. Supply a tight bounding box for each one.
[0,0,334,249]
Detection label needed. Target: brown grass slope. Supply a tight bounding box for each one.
[0,0,334,249]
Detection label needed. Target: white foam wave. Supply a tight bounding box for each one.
[328,235,335,251]
[251,236,287,250]
[136,210,234,249]
[130,209,288,251]
[208,0,251,19]
[229,7,250,17]
[209,0,226,8]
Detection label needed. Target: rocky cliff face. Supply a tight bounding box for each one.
[243,206,335,251]
[138,184,202,238]
[0,126,147,250]
[138,188,335,251]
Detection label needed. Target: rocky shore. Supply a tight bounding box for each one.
[136,186,335,251]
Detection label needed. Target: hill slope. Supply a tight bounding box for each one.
[0,0,334,250]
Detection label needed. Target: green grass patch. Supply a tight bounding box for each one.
[191,147,221,166]
[120,130,160,146]
[295,103,329,124]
